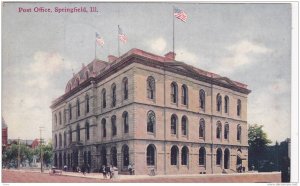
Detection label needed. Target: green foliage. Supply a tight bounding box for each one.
[248,124,272,155]
[248,124,272,170]
[2,141,53,167]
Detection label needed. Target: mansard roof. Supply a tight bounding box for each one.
[51,48,251,108]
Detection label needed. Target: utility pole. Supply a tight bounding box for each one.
[17,138,20,169]
[39,127,45,172]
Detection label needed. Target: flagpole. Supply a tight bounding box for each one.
[173,6,175,55]
[118,25,120,57]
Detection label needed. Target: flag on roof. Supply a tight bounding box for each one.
[174,7,188,22]
[95,32,105,47]
[118,26,128,44]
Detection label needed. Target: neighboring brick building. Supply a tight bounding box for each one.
[50,48,251,175]
[2,117,8,149]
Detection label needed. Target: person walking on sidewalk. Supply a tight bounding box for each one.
[109,165,114,179]
[81,164,86,175]
[105,165,111,179]
[102,165,107,179]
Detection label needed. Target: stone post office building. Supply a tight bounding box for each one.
[51,48,251,175]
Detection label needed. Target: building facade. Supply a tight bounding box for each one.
[50,48,251,175]
[2,117,8,150]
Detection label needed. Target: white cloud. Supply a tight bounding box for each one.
[2,51,74,140]
[215,40,272,74]
[25,51,72,89]
[147,37,167,54]
[176,48,199,64]
[248,81,291,144]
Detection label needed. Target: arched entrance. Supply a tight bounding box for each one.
[122,145,129,167]
[101,146,107,166]
[110,147,117,166]
[224,148,230,169]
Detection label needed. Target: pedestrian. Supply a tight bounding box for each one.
[110,165,114,179]
[63,165,67,172]
[87,164,90,173]
[81,164,86,175]
[102,165,107,179]
[128,164,132,175]
[105,165,111,179]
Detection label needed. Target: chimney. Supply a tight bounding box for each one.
[108,55,118,63]
[164,52,176,60]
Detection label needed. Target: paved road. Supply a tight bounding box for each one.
[2,169,218,183]
[2,169,280,183]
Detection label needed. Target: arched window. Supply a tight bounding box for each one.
[171,82,178,103]
[224,123,229,140]
[200,89,205,109]
[59,133,62,148]
[123,111,129,133]
[122,145,129,166]
[77,99,80,117]
[110,147,117,166]
[181,146,189,165]
[147,111,155,133]
[171,114,177,135]
[147,76,155,100]
[55,114,58,125]
[69,104,72,120]
[102,89,106,108]
[237,124,241,141]
[181,116,187,136]
[101,119,106,137]
[76,124,80,142]
[111,83,116,107]
[147,145,156,166]
[59,112,62,125]
[85,95,90,113]
[181,85,188,105]
[64,131,67,147]
[237,99,241,116]
[217,94,222,112]
[63,110,66,124]
[171,145,179,165]
[199,119,205,138]
[69,128,72,144]
[224,148,230,169]
[199,147,206,166]
[111,115,117,136]
[224,96,229,113]
[55,134,57,148]
[216,148,222,165]
[85,122,90,140]
[216,122,222,139]
[123,77,128,100]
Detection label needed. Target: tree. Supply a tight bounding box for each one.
[33,141,53,167]
[248,124,272,170]
[2,143,34,168]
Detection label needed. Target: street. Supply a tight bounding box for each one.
[2,169,281,183]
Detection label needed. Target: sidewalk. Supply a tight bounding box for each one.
[4,169,273,180]
[42,170,265,180]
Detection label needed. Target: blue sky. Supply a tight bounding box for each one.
[2,2,292,143]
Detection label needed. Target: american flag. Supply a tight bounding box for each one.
[118,26,128,44]
[95,32,105,47]
[174,7,188,22]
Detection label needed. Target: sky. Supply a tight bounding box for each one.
[2,2,292,144]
